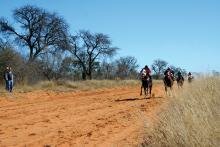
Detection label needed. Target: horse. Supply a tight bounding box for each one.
[140,75,152,97]
[188,75,193,83]
[163,73,174,96]
[176,76,184,88]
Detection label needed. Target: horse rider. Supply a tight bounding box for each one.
[140,65,152,80]
[188,72,193,82]
[188,72,192,77]
[140,65,152,96]
[164,67,175,80]
[177,71,184,82]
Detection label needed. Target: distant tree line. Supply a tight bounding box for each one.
[151,59,187,79]
[0,5,187,84]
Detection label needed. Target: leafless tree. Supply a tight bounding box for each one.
[96,61,116,79]
[170,65,187,77]
[0,5,69,62]
[0,40,25,84]
[115,56,139,79]
[68,30,118,80]
[151,59,168,79]
[37,49,65,81]
[59,57,82,80]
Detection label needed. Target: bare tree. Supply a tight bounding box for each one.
[115,56,139,79]
[59,57,82,80]
[38,49,65,81]
[170,65,187,77]
[151,59,168,79]
[95,61,116,79]
[0,40,25,84]
[0,5,69,62]
[68,30,118,80]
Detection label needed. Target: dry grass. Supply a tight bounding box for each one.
[141,76,220,147]
[38,79,141,91]
[0,80,142,93]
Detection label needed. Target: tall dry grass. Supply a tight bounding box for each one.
[38,80,140,91]
[0,80,142,93]
[142,77,220,147]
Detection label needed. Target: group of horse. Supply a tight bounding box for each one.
[140,73,193,97]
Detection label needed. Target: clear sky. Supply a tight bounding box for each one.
[0,0,219,73]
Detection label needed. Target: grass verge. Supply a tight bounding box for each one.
[141,77,220,147]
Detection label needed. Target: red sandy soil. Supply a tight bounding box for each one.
[0,84,166,147]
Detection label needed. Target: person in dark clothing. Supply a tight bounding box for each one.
[164,67,174,76]
[4,66,14,92]
[140,65,152,80]
[176,71,184,88]
[164,67,175,80]
[188,72,193,83]
[140,65,152,96]
[177,71,184,81]
[4,66,9,90]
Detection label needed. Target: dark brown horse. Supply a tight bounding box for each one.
[188,75,193,83]
[163,74,174,96]
[176,76,184,88]
[140,76,152,97]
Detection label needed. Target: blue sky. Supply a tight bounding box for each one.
[0,0,219,72]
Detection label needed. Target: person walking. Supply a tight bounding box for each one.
[4,66,14,92]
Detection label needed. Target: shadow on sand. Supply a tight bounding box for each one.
[115,96,163,102]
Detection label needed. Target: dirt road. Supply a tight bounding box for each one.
[0,84,166,147]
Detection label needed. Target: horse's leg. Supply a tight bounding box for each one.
[163,79,166,95]
[146,83,149,96]
[148,80,152,97]
[166,86,170,96]
[170,84,175,97]
[144,86,147,96]
[164,85,168,95]
[140,85,143,96]
[170,86,172,97]
[145,87,148,96]
[149,85,152,97]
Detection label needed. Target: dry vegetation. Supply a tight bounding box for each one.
[0,79,163,93]
[0,80,139,93]
[142,76,220,147]
[37,80,140,91]
[2,77,218,146]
